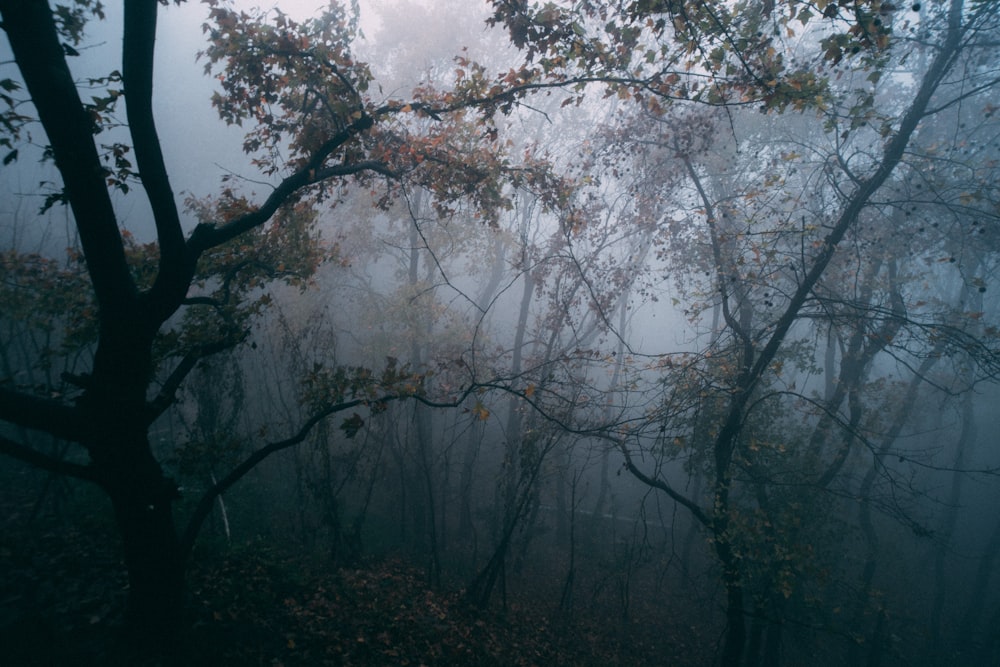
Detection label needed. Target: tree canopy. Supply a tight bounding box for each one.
[1,0,999,664]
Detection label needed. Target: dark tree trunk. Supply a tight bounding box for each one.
[558,472,578,614]
[458,420,481,539]
[929,283,981,659]
[80,312,185,648]
[111,488,184,648]
[745,615,764,667]
[716,536,747,667]
[89,415,184,650]
[762,616,782,666]
[711,401,748,667]
[959,515,1000,657]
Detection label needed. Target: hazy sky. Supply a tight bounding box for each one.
[0,1,499,248]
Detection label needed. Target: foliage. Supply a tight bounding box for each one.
[0,249,95,376]
[484,0,902,113]
[2,0,1000,664]
[199,2,371,173]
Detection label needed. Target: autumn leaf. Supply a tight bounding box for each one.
[340,412,365,437]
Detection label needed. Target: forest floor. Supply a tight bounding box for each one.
[1,485,714,666]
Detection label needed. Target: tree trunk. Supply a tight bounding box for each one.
[959,514,1000,658]
[929,282,981,658]
[716,535,747,667]
[110,488,184,649]
[745,616,764,667]
[82,320,185,650]
[762,615,782,666]
[458,419,481,539]
[91,419,184,650]
[711,398,749,667]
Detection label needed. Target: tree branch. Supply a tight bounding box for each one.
[0,433,102,485]
[745,0,966,394]
[178,395,367,557]
[0,385,85,442]
[146,339,239,423]
[312,159,398,181]
[618,437,710,527]
[178,378,534,557]
[0,0,135,314]
[122,0,191,321]
[187,114,375,254]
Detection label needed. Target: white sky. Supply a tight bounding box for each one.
[0,1,502,247]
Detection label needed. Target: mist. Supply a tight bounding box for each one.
[1,1,999,665]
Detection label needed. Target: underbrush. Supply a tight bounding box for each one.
[1,489,705,666]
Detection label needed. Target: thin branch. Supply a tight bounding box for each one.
[187,114,375,254]
[179,382,483,558]
[922,74,1000,116]
[146,339,239,423]
[618,436,711,527]
[746,1,966,392]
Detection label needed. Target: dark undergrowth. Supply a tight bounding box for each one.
[1,481,710,666]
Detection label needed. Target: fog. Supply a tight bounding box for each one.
[1,1,999,665]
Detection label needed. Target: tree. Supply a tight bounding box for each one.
[484,0,1000,663]
[0,0,567,650]
[4,0,999,662]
